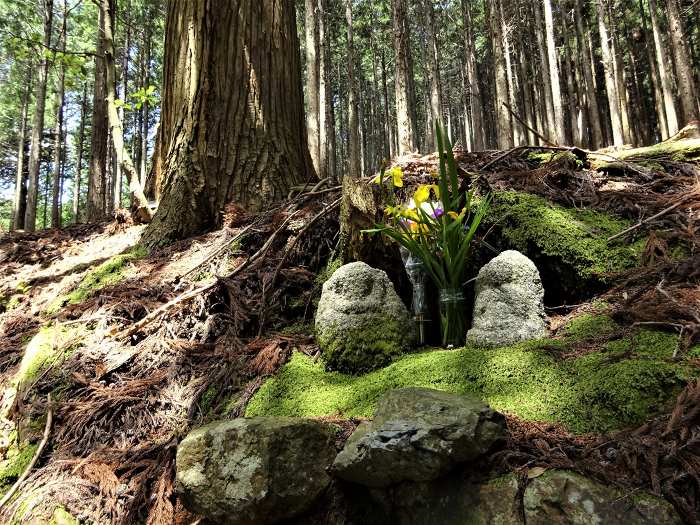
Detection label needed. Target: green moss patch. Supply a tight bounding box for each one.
[485,192,645,282]
[14,325,83,387]
[46,246,146,314]
[562,313,618,340]
[317,315,411,374]
[248,328,693,433]
[0,440,38,496]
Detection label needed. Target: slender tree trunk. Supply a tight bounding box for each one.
[24,0,54,231]
[534,0,555,141]
[98,0,152,222]
[12,71,32,230]
[87,3,109,221]
[488,0,513,148]
[392,0,417,154]
[574,1,603,148]
[318,0,333,182]
[51,0,67,228]
[422,0,443,149]
[73,82,88,223]
[140,12,152,186]
[666,0,699,123]
[543,0,565,144]
[141,0,313,246]
[461,0,485,151]
[596,0,624,146]
[501,0,523,145]
[641,0,669,140]
[609,7,633,144]
[345,0,361,178]
[648,0,679,136]
[305,0,322,178]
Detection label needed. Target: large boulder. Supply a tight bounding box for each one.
[315,261,413,374]
[524,470,682,525]
[467,250,547,347]
[176,417,336,525]
[331,387,506,487]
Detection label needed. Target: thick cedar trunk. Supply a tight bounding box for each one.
[141,0,313,246]
[24,0,53,232]
[87,3,109,222]
[392,0,417,155]
[12,72,32,231]
[666,0,699,123]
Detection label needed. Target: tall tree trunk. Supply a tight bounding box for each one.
[596,0,624,146]
[87,3,109,222]
[24,0,54,231]
[140,9,152,186]
[488,0,513,149]
[501,0,524,145]
[422,0,443,150]
[346,0,361,179]
[543,0,565,144]
[305,0,322,179]
[51,0,67,228]
[141,0,313,247]
[12,71,32,231]
[392,0,417,154]
[609,7,633,145]
[73,82,88,223]
[640,0,669,140]
[666,0,699,123]
[648,0,679,136]
[99,0,153,223]
[534,0,555,141]
[318,0,334,182]
[461,0,484,151]
[575,0,603,148]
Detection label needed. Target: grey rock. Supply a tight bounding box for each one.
[388,473,523,525]
[315,261,413,374]
[467,250,547,347]
[524,470,682,525]
[331,387,506,487]
[176,417,336,525]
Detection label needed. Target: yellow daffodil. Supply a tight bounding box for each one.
[413,184,440,207]
[390,167,404,188]
[447,211,459,220]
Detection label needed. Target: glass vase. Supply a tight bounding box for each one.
[405,256,428,345]
[439,288,467,348]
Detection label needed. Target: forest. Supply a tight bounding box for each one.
[0,0,698,524]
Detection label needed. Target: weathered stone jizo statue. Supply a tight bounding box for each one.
[467,250,547,347]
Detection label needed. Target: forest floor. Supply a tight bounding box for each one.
[0,127,699,524]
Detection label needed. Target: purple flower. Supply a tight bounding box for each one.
[432,208,444,218]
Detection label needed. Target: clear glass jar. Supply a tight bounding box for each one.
[438,288,466,348]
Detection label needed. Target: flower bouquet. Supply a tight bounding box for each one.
[364,124,491,347]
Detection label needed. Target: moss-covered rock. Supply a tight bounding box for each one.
[315,262,414,374]
[0,439,38,496]
[45,246,146,314]
[482,192,645,302]
[13,325,83,388]
[248,325,693,433]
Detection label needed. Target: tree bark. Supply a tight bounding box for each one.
[305,0,322,178]
[318,0,334,182]
[141,0,313,246]
[596,0,624,147]
[392,0,417,155]
[666,0,699,123]
[543,0,565,145]
[574,0,603,149]
[73,82,88,223]
[487,0,512,149]
[346,0,361,179]
[51,0,67,228]
[461,0,484,151]
[87,2,109,222]
[12,71,32,231]
[422,0,443,150]
[24,0,54,232]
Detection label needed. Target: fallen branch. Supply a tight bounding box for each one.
[502,102,558,147]
[607,199,686,242]
[480,145,583,171]
[0,394,53,509]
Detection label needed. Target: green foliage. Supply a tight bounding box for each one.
[248,324,693,433]
[365,124,491,289]
[485,192,645,280]
[46,246,146,314]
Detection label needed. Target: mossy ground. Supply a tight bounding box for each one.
[45,246,146,315]
[248,318,694,433]
[13,325,83,387]
[0,438,38,496]
[484,192,645,281]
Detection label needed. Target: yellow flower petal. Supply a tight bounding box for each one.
[447,211,459,220]
[391,167,404,188]
[372,173,382,184]
[414,185,430,206]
